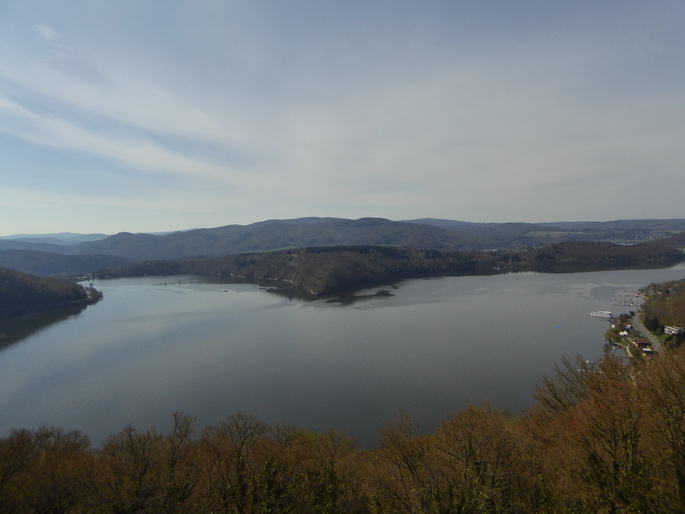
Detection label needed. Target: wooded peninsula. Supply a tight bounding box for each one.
[0,267,101,318]
[99,241,684,296]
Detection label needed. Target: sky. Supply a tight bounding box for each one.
[1,1,684,236]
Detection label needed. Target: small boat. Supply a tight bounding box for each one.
[590,310,613,319]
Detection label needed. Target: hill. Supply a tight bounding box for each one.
[86,217,683,261]
[0,267,100,317]
[654,230,685,247]
[0,232,109,245]
[101,241,685,296]
[2,217,683,277]
[72,218,472,261]
[517,240,685,273]
[640,279,685,336]
[56,217,685,261]
[404,218,685,245]
[0,250,133,277]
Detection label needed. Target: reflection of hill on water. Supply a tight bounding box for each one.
[0,305,87,351]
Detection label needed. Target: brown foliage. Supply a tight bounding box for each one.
[6,348,685,511]
[641,279,685,329]
[0,426,91,512]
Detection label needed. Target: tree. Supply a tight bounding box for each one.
[526,353,656,511]
[197,412,268,512]
[91,424,166,511]
[0,429,36,511]
[161,411,200,512]
[640,346,685,508]
[434,404,529,512]
[0,427,91,512]
[373,412,441,512]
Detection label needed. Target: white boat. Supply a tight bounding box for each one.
[590,310,613,319]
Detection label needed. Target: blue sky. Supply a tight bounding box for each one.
[1,1,684,235]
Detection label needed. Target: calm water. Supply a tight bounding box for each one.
[1,265,684,448]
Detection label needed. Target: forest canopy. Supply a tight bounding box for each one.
[0,267,99,317]
[99,242,684,296]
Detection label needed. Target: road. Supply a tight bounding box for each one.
[630,315,661,352]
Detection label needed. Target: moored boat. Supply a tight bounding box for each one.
[590,310,613,319]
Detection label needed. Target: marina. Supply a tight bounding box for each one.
[609,289,645,308]
[591,289,646,320]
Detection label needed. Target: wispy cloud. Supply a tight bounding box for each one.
[0,1,684,234]
[0,92,237,181]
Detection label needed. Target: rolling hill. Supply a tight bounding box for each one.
[0,250,133,277]
[100,241,685,297]
[0,267,100,317]
[71,218,471,260]
[57,216,685,261]
[1,217,683,277]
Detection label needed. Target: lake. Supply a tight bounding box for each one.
[1,265,684,448]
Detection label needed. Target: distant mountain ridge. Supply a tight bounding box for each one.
[4,218,474,262]
[0,250,133,277]
[403,218,685,232]
[1,217,684,277]
[0,232,110,245]
[78,216,684,261]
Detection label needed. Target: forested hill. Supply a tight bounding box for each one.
[641,279,685,330]
[654,230,685,248]
[64,217,685,260]
[102,241,685,296]
[0,267,99,317]
[4,217,685,266]
[0,250,133,277]
[74,218,472,260]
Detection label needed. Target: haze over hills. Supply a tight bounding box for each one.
[0,250,133,278]
[67,218,471,261]
[0,217,684,277]
[0,232,109,245]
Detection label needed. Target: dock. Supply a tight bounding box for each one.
[609,289,645,309]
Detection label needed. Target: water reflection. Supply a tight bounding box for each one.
[0,305,87,351]
[0,265,684,449]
